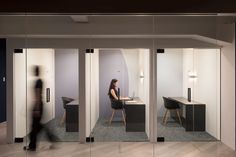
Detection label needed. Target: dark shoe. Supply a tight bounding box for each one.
[23,146,36,151]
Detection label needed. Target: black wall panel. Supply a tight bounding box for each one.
[0,0,236,14]
[0,39,6,123]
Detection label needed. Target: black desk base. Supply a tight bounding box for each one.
[65,105,79,132]
[170,103,205,131]
[183,105,205,131]
[125,105,145,132]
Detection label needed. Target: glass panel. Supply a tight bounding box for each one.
[1,14,27,156]
[25,48,79,141]
[155,15,221,144]
[5,13,233,157]
[23,15,82,155]
[0,15,8,146]
[87,15,154,157]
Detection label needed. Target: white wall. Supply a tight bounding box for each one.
[14,49,55,137]
[26,49,55,125]
[55,49,79,118]
[194,49,221,139]
[14,52,26,138]
[86,49,100,137]
[182,48,221,139]
[157,49,183,117]
[139,49,150,138]
[122,49,139,97]
[221,29,235,150]
[182,49,195,98]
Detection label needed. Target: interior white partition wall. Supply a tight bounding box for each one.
[121,49,139,97]
[85,49,100,137]
[13,49,55,137]
[26,49,55,125]
[195,49,220,139]
[13,51,26,138]
[221,26,235,150]
[139,49,150,139]
[182,48,221,139]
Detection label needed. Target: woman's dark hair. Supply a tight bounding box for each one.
[34,65,40,77]
[108,79,118,95]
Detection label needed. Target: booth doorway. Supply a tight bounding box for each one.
[86,48,151,142]
[13,48,80,143]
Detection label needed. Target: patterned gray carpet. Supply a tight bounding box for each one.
[90,118,148,142]
[157,117,217,141]
[44,118,148,142]
[42,117,216,142]
[43,118,79,142]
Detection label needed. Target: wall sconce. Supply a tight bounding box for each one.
[188,71,197,78]
[140,71,144,79]
[189,74,197,78]
[140,71,144,84]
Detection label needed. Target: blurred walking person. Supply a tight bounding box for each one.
[24,65,57,151]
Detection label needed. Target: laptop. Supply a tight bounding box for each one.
[129,91,135,100]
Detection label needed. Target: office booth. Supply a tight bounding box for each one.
[156,48,221,141]
[85,48,150,142]
[153,15,223,143]
[2,14,235,155]
[13,48,80,142]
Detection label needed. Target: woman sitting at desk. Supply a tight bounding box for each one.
[108,79,129,109]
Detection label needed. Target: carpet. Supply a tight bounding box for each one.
[42,118,79,142]
[157,117,217,141]
[90,118,148,142]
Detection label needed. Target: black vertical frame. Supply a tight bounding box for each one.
[0,39,6,123]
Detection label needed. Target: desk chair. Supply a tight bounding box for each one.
[162,97,182,125]
[60,97,74,125]
[109,100,126,125]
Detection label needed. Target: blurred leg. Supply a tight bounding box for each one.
[28,118,41,149]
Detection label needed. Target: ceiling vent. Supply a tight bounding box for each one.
[70,15,89,23]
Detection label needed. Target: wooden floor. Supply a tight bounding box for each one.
[0,141,235,157]
[0,122,6,145]
[0,123,236,157]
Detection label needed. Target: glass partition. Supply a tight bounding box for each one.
[155,16,221,144]
[86,15,154,157]
[0,18,7,146]
[0,15,28,156]
[1,13,235,157]
[24,16,81,153]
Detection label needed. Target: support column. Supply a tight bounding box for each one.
[79,48,86,143]
[6,40,14,144]
[149,48,157,143]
